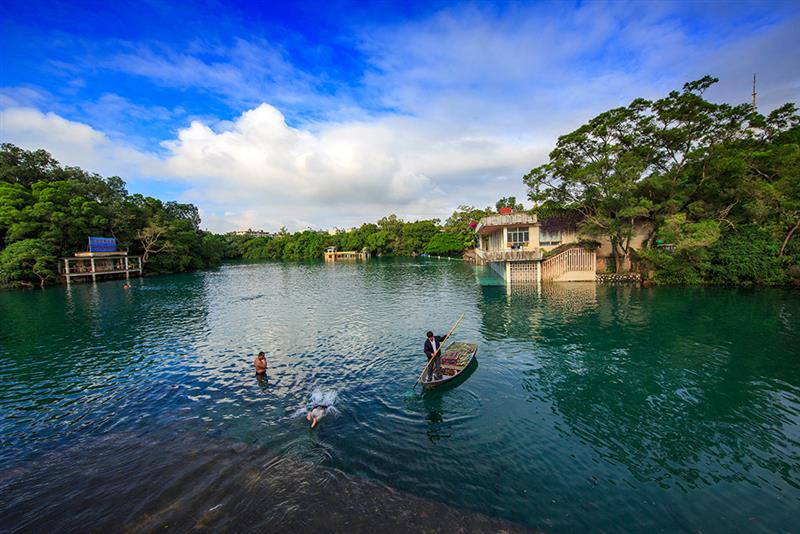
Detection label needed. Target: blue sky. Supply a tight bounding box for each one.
[1,0,798,232]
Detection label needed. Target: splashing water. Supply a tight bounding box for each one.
[292,388,339,418]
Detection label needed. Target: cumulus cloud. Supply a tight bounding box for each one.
[0,107,162,178]
[160,102,539,209]
[2,2,798,233]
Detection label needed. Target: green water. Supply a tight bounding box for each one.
[1,259,798,532]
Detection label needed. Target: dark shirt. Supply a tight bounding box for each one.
[423,336,446,358]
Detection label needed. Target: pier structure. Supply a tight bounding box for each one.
[324,247,370,262]
[59,237,143,284]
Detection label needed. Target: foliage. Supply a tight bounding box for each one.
[444,204,492,248]
[0,238,56,287]
[495,196,524,212]
[0,144,224,286]
[524,76,800,284]
[423,232,465,255]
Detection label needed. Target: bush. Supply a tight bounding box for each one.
[706,225,787,286]
[423,233,465,255]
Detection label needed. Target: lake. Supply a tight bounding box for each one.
[1,259,798,532]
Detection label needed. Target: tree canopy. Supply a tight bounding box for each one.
[524,77,800,284]
[0,144,225,287]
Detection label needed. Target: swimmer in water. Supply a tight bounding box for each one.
[254,351,268,375]
[306,404,327,429]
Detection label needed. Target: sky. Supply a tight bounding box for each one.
[1,0,798,232]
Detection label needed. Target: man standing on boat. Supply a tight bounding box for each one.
[424,331,445,382]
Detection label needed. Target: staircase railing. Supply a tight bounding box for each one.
[541,247,595,281]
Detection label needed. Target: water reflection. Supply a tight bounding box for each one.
[478,282,598,341]
[423,394,450,443]
[0,275,212,467]
[255,374,269,391]
[522,287,800,490]
[2,261,798,532]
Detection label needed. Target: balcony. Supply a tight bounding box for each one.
[475,248,543,262]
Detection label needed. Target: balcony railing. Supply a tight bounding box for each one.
[475,248,543,262]
[475,213,538,234]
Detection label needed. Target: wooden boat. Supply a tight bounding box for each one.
[422,341,478,391]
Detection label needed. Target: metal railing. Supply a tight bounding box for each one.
[475,248,543,262]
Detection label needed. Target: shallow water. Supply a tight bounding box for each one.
[1,259,798,532]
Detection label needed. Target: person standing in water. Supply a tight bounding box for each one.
[254,352,268,375]
[423,331,445,382]
[307,404,327,429]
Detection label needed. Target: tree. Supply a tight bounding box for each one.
[0,238,56,287]
[444,205,491,249]
[423,233,464,255]
[401,220,440,255]
[495,196,523,212]
[0,144,239,286]
[137,222,171,263]
[524,102,654,272]
[524,76,800,283]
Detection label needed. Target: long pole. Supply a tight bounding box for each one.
[414,313,464,388]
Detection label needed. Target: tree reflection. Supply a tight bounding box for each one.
[481,284,800,489]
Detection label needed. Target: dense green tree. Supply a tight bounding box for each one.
[444,205,491,248]
[401,219,440,255]
[0,144,225,286]
[423,233,465,255]
[524,77,800,283]
[495,196,524,212]
[0,238,56,287]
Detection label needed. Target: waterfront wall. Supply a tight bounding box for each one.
[597,272,642,284]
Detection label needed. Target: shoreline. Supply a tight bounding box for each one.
[0,426,532,533]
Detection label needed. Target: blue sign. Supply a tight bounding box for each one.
[88,237,116,252]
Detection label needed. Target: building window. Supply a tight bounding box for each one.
[508,227,529,249]
[540,229,561,246]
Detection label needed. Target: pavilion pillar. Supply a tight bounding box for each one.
[64,258,71,285]
[90,257,96,282]
[124,257,130,279]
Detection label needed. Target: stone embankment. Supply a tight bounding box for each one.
[597,272,642,284]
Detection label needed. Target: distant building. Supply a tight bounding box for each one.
[328,227,351,235]
[324,246,370,262]
[231,229,274,238]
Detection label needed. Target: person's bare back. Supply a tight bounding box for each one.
[254,352,268,374]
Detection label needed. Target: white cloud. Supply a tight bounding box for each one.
[159,102,539,228]
[0,107,163,178]
[3,4,798,233]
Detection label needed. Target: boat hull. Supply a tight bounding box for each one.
[422,342,478,391]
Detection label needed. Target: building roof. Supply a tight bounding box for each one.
[475,213,538,235]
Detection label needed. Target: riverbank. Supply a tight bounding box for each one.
[0,427,528,532]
